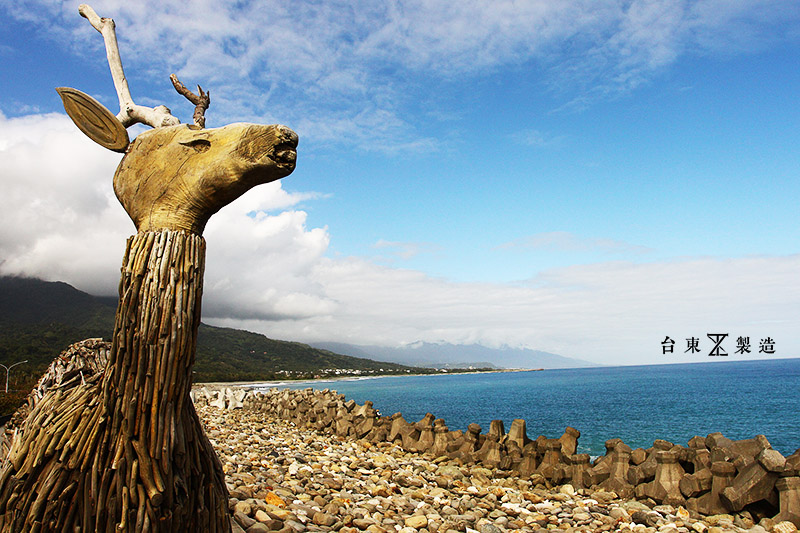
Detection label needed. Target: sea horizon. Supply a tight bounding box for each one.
[242,357,800,458]
[217,354,800,387]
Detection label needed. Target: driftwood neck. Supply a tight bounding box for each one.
[0,229,229,531]
[103,229,205,445]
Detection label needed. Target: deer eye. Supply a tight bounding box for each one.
[179,139,211,152]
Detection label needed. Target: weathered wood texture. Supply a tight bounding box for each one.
[0,339,109,461]
[2,8,298,529]
[169,74,210,128]
[78,3,181,130]
[113,123,297,234]
[0,230,228,532]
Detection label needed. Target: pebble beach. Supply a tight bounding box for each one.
[196,405,796,533]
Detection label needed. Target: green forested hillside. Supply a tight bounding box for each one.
[195,324,416,381]
[0,276,422,385]
[0,277,116,385]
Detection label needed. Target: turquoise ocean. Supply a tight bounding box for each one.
[253,358,800,457]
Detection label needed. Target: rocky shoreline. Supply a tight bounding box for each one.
[194,387,800,533]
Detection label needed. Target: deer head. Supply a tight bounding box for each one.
[58,4,298,235]
[114,122,297,233]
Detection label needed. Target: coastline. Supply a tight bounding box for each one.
[197,367,539,390]
[196,389,800,533]
[196,359,800,457]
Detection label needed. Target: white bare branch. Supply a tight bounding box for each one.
[78,4,180,129]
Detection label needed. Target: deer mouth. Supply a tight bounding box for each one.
[268,125,298,171]
[238,124,298,173]
[272,140,298,170]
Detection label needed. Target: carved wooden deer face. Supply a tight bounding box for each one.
[114,123,298,234]
[58,5,299,235]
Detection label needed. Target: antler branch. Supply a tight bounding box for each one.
[78,4,180,129]
[170,74,210,128]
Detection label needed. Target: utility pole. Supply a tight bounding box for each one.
[0,360,27,393]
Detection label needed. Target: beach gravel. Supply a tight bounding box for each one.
[196,405,777,533]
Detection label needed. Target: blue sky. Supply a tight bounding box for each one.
[1,1,799,365]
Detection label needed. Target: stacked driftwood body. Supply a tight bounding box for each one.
[0,339,109,462]
[221,386,800,527]
[0,230,228,532]
[0,3,298,527]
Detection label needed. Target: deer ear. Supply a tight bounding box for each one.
[56,87,130,153]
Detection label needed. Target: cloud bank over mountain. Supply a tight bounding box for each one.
[2,1,798,365]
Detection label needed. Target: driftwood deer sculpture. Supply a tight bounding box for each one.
[0,5,297,531]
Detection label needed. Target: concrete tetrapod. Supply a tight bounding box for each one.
[775,476,800,527]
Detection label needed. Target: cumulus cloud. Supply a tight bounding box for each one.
[203,200,334,321]
[0,112,129,292]
[0,112,329,317]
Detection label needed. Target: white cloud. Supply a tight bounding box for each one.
[202,200,334,321]
[510,129,548,147]
[2,115,797,366]
[211,253,799,366]
[6,0,797,148]
[509,129,565,147]
[686,0,800,53]
[0,112,329,316]
[0,112,130,291]
[498,231,653,255]
[372,239,441,261]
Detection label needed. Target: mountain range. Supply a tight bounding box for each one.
[0,276,419,383]
[0,276,594,385]
[310,341,597,370]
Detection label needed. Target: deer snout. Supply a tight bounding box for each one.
[237,124,298,174]
[272,125,298,170]
[113,122,299,234]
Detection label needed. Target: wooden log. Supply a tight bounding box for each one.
[131,438,163,507]
[135,484,146,531]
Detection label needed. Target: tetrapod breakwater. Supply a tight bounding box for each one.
[193,385,800,532]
